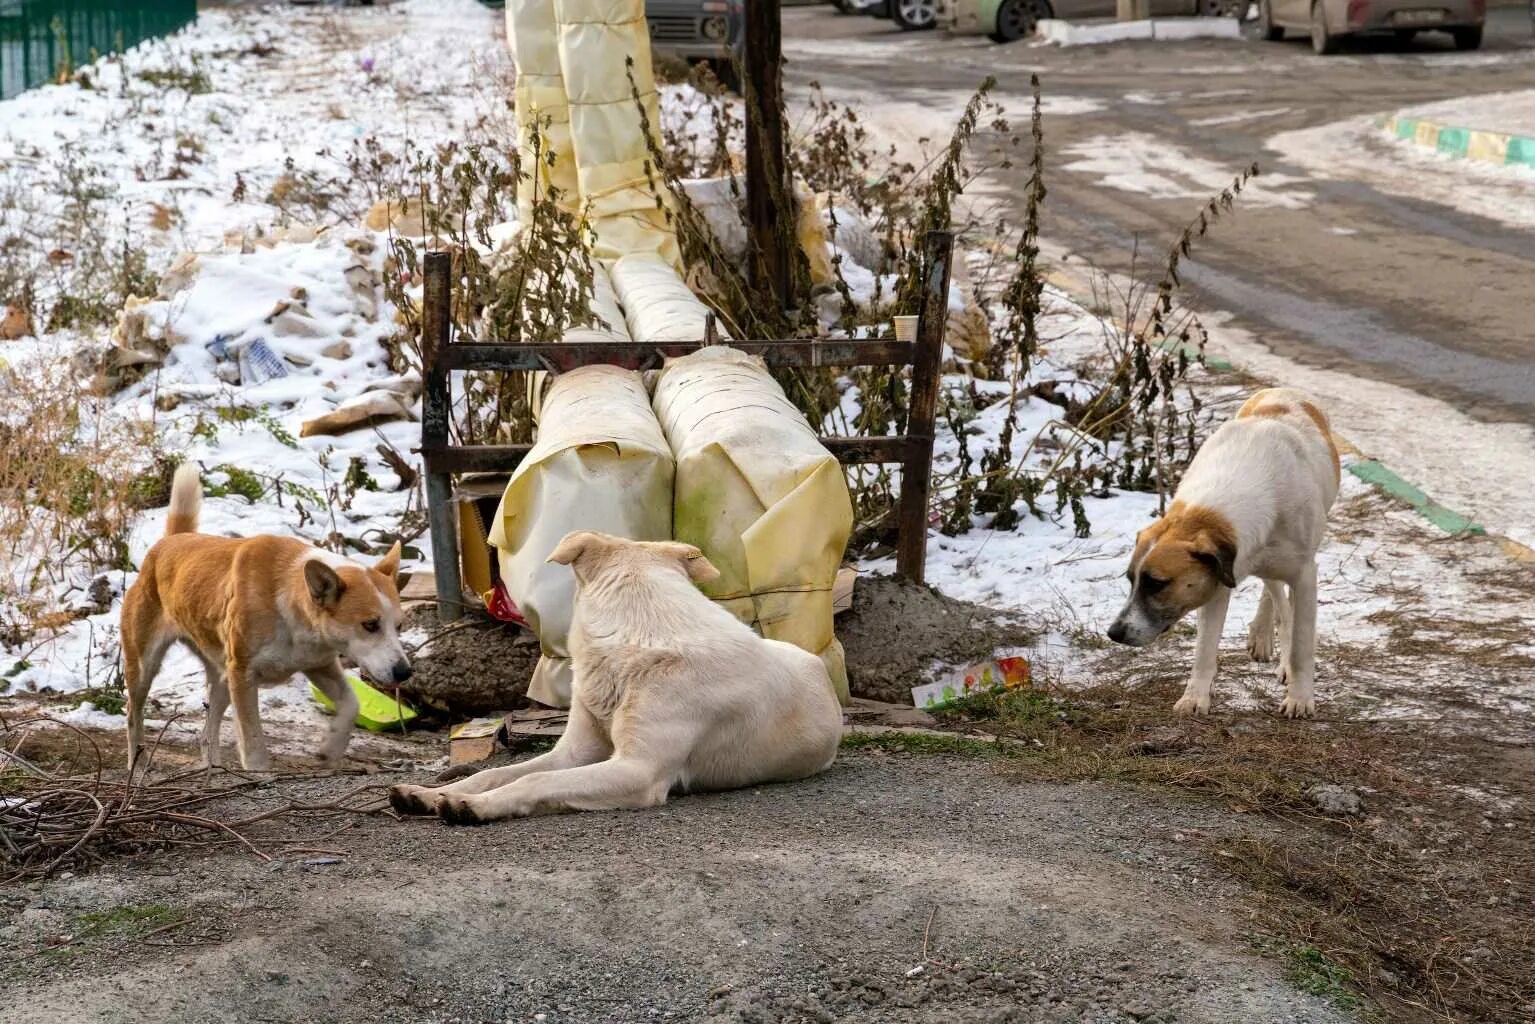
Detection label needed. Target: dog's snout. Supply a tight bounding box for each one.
[1107,620,1128,645]
[391,661,413,684]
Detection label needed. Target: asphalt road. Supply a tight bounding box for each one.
[782,5,1535,427]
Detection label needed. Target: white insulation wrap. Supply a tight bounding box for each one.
[505,0,579,215]
[488,365,675,707]
[610,253,724,344]
[651,347,853,705]
[528,264,632,425]
[553,0,679,266]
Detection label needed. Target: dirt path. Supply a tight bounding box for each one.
[0,753,1354,1024]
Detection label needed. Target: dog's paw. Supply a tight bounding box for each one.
[1246,628,1275,663]
[1280,694,1315,719]
[437,795,489,827]
[1172,693,1211,717]
[388,784,438,817]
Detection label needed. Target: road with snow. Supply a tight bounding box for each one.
[785,5,1535,543]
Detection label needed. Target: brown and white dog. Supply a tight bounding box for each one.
[389,531,843,824]
[1107,388,1340,717]
[121,464,412,771]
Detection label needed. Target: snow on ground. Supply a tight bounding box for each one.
[1189,107,1290,127]
[1268,113,1535,230]
[1391,87,1535,137]
[1062,131,1313,208]
[0,0,521,748]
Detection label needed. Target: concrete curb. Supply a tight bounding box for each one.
[1041,262,1535,563]
[1380,113,1535,169]
[1036,16,1242,46]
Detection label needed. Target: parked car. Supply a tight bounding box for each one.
[646,0,745,64]
[940,0,1240,41]
[887,0,942,28]
[1256,0,1483,52]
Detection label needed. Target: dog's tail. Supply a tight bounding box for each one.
[164,463,202,537]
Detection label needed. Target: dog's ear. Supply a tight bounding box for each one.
[1190,535,1238,589]
[373,541,401,580]
[663,542,720,585]
[548,531,599,568]
[304,559,346,609]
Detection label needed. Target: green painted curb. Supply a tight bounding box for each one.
[1381,114,1535,169]
[1346,459,1485,537]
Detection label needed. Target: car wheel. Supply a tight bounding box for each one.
[1310,1,1338,53]
[892,0,938,29]
[1451,24,1482,49]
[1257,0,1284,39]
[990,0,1051,41]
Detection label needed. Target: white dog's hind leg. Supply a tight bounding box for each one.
[1246,581,1281,663]
[1174,586,1231,716]
[1279,565,1319,718]
[389,703,612,815]
[438,757,671,825]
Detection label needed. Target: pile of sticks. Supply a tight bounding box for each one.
[0,713,393,883]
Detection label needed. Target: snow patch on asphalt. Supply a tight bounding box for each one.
[1268,113,1535,230]
[1190,107,1290,127]
[1062,131,1313,208]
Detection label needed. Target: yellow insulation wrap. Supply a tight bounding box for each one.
[528,264,633,425]
[506,0,579,214]
[553,0,679,267]
[489,365,676,707]
[610,252,724,343]
[651,347,852,705]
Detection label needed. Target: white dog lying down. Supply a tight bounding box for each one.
[390,531,843,824]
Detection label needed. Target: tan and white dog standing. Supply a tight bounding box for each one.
[390,531,843,824]
[1107,388,1340,717]
[121,464,412,771]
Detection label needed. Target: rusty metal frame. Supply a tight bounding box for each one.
[418,230,954,621]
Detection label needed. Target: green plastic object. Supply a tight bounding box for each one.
[310,674,418,733]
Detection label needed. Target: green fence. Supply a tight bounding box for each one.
[1,0,198,100]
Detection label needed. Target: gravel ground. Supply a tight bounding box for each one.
[0,753,1352,1023]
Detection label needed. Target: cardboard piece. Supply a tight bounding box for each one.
[910,656,1031,711]
[448,717,506,766]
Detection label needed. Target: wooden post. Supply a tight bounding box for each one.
[743,0,793,312]
[1116,0,1149,19]
[895,230,954,585]
[421,251,464,623]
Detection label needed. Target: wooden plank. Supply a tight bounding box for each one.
[435,338,914,373]
[744,0,791,309]
[420,434,921,476]
[895,230,954,584]
[420,250,464,622]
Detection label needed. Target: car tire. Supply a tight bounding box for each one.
[1451,25,1482,49]
[990,0,1051,41]
[1310,1,1339,53]
[1258,0,1284,40]
[892,0,938,29]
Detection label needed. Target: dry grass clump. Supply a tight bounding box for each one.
[0,357,169,651]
